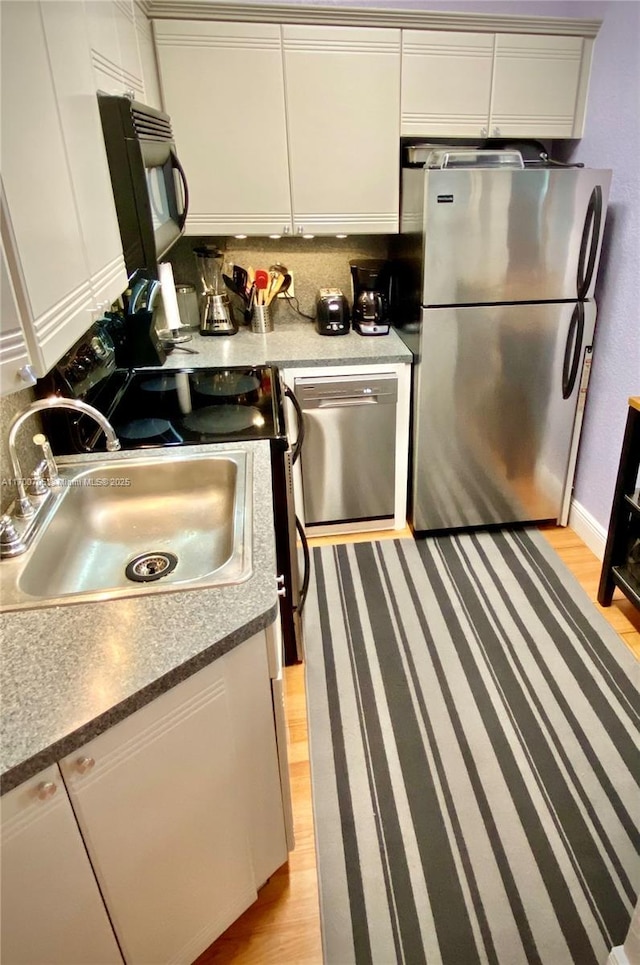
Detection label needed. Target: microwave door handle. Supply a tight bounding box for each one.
[170,151,190,230]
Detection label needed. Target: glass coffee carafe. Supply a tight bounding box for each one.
[193,246,237,336]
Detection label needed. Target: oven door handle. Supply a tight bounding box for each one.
[295,515,310,616]
[284,385,305,463]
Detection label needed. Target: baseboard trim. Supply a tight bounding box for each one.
[568,498,608,560]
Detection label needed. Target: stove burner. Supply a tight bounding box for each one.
[193,373,260,398]
[139,375,178,393]
[181,405,262,436]
[116,418,184,444]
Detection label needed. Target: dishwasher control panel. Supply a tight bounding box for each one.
[294,373,398,407]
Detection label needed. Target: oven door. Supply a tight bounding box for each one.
[273,383,309,665]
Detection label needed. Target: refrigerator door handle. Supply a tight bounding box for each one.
[562,302,585,400]
[577,184,603,299]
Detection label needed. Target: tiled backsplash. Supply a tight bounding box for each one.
[168,234,392,321]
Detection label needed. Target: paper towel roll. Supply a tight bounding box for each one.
[158,262,181,330]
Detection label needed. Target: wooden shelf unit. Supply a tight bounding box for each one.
[598,397,640,610]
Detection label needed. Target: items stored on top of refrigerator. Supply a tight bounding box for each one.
[393,147,611,534]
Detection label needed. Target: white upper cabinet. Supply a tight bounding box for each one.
[401,30,494,137]
[135,5,163,110]
[1,1,94,381]
[154,20,292,236]
[154,21,401,236]
[491,34,590,138]
[40,1,128,315]
[0,203,33,397]
[84,0,144,100]
[401,29,592,139]
[1,764,123,964]
[0,1,127,390]
[282,25,401,235]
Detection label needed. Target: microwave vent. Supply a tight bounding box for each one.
[131,108,173,141]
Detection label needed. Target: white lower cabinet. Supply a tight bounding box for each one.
[59,629,286,965]
[1,630,289,965]
[0,764,123,964]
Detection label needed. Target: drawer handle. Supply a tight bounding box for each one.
[36,781,57,801]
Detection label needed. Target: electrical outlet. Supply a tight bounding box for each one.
[278,272,294,299]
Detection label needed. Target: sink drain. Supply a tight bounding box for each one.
[125,552,178,583]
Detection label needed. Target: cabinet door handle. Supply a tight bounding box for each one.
[480,127,488,138]
[283,225,290,235]
[76,756,96,774]
[493,126,501,137]
[36,781,57,800]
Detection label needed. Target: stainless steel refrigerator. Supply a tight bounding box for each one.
[394,148,611,534]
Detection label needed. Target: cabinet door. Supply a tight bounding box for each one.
[401,30,493,137]
[224,629,289,886]
[154,20,292,236]
[1,764,123,964]
[41,1,128,315]
[60,656,257,965]
[135,5,163,110]
[283,25,400,235]
[0,204,34,397]
[490,33,587,138]
[84,0,143,99]
[0,1,94,377]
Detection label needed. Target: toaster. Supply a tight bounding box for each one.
[315,289,350,336]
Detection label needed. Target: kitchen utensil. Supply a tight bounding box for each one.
[222,274,246,302]
[233,265,248,296]
[254,270,269,307]
[167,344,200,355]
[266,272,286,305]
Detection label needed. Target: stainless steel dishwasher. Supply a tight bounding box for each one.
[295,373,398,525]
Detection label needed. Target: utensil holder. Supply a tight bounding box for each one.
[250,304,273,334]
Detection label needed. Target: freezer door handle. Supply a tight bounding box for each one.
[562,302,585,399]
[577,184,603,299]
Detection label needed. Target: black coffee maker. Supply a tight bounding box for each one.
[349,260,391,335]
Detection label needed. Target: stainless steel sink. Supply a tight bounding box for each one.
[0,450,252,611]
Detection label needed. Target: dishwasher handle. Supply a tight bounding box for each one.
[317,396,379,408]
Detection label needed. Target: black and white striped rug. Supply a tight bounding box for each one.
[303,529,639,965]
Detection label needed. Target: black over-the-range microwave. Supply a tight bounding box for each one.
[98,94,189,277]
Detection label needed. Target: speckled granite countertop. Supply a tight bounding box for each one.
[160,315,413,369]
[0,441,277,794]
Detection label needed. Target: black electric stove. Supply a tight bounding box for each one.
[37,324,306,664]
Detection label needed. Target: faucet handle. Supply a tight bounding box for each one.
[0,515,26,557]
[33,433,60,487]
[28,463,48,496]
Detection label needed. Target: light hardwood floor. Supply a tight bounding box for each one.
[195,526,639,964]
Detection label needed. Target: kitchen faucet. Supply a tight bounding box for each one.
[6,397,121,519]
